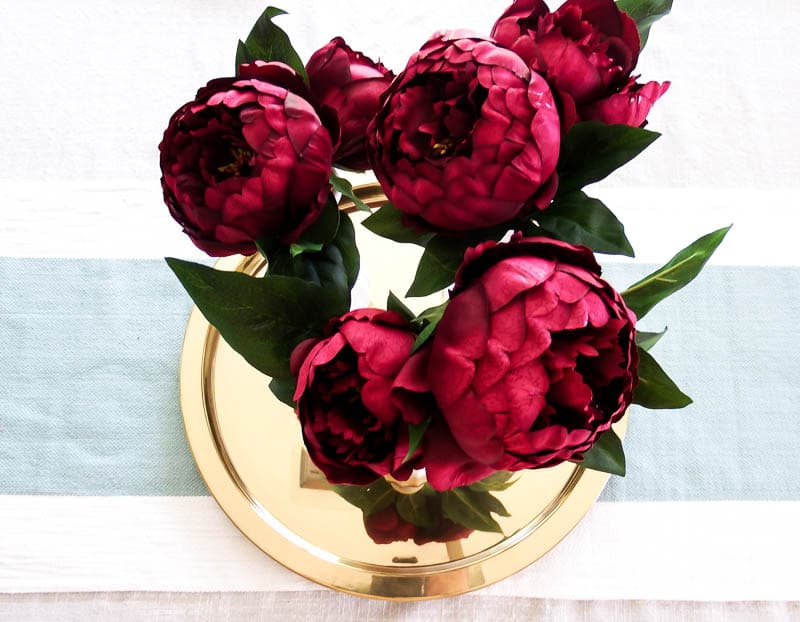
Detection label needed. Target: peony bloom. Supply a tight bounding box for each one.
[306,37,395,171]
[159,62,334,256]
[368,32,561,232]
[423,235,637,485]
[292,309,423,485]
[391,349,497,491]
[491,0,669,129]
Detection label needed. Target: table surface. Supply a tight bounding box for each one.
[2,0,800,619]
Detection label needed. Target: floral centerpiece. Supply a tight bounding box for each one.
[160,0,728,543]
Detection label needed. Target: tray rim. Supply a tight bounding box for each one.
[178,184,627,600]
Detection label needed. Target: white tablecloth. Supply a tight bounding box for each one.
[2,0,799,619]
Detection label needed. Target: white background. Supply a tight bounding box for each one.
[1,0,798,188]
[1,0,799,264]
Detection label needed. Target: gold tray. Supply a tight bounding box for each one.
[179,185,626,600]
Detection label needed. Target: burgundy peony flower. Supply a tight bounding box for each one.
[422,235,637,484]
[392,349,497,491]
[491,0,669,129]
[368,32,561,232]
[292,309,423,485]
[307,37,395,171]
[159,62,334,256]
[362,504,473,545]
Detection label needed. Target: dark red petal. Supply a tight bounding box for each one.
[422,421,497,491]
[290,338,319,377]
[581,80,670,127]
[444,389,505,463]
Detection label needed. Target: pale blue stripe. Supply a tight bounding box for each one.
[601,262,800,502]
[1,258,798,500]
[0,258,207,496]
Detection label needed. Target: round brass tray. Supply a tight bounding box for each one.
[179,185,626,600]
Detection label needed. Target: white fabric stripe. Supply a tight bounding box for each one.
[2,593,799,622]
[0,179,797,265]
[2,496,798,600]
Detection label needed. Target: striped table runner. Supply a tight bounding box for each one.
[3,0,800,616]
[2,181,799,619]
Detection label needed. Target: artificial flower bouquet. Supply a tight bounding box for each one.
[161,0,728,543]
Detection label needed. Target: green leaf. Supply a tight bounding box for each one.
[330,173,371,212]
[298,195,341,246]
[361,203,434,246]
[235,40,252,71]
[411,321,439,353]
[537,191,634,257]
[468,471,516,493]
[412,301,449,327]
[636,327,667,351]
[441,489,504,534]
[574,428,626,476]
[290,241,324,257]
[332,479,397,516]
[268,376,296,408]
[267,243,350,309]
[387,291,415,322]
[617,0,673,48]
[634,347,693,409]
[265,212,359,310]
[166,258,342,378]
[235,7,308,81]
[410,301,448,353]
[396,493,434,528]
[558,122,660,193]
[334,213,360,290]
[254,237,273,260]
[403,419,431,464]
[622,226,731,318]
[406,236,466,298]
[473,490,511,518]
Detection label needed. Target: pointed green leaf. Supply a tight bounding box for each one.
[268,376,296,408]
[537,191,634,256]
[290,241,324,257]
[558,122,660,193]
[636,327,667,351]
[166,258,342,378]
[265,211,358,310]
[387,291,415,322]
[468,471,516,492]
[473,490,511,518]
[332,478,397,516]
[617,0,673,48]
[412,301,449,327]
[403,419,431,464]
[623,226,731,318]
[266,243,350,308]
[396,493,434,528]
[330,173,371,212]
[634,347,693,409]
[574,428,626,476]
[406,236,466,298]
[411,320,439,353]
[254,237,274,260]
[361,203,434,246]
[235,7,307,81]
[335,213,360,290]
[235,40,250,69]
[298,195,341,246]
[442,489,504,534]
[411,301,448,353]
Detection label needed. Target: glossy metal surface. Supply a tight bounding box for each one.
[179,184,627,600]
